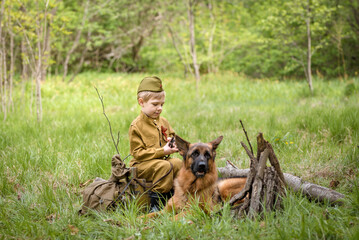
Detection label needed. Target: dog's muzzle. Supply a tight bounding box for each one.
[192,161,208,178]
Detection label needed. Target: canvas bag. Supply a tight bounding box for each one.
[79,154,172,215]
[79,154,133,215]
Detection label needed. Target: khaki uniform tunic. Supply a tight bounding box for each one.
[129,111,182,193]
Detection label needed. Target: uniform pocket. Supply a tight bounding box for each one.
[143,136,156,148]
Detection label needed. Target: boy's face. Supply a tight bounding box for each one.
[138,96,165,119]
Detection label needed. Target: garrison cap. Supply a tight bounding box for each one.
[137,76,164,94]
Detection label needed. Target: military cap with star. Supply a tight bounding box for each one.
[137,76,164,94]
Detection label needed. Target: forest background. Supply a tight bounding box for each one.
[0,0,359,119]
[0,0,359,239]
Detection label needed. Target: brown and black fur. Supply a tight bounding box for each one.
[146,135,247,220]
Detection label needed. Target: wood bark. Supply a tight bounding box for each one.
[218,164,346,205]
[248,148,270,218]
[231,133,285,219]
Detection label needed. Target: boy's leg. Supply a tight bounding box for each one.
[167,157,183,178]
[135,159,176,193]
[134,159,177,212]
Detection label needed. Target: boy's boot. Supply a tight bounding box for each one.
[164,189,174,200]
[148,190,174,213]
[149,191,162,213]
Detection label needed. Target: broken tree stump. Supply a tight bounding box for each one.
[230,133,286,219]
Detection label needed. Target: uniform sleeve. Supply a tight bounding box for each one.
[129,125,165,162]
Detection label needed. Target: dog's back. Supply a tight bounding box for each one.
[217,177,247,203]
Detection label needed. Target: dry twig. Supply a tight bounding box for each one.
[240,119,254,155]
[94,86,120,157]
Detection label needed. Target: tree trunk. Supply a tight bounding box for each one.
[21,39,29,106]
[2,33,7,121]
[69,31,91,83]
[207,0,216,73]
[306,0,313,94]
[9,14,14,112]
[334,22,347,80]
[0,43,2,119]
[132,36,144,64]
[95,49,100,71]
[0,0,5,120]
[167,24,189,78]
[35,1,43,122]
[187,0,200,88]
[41,16,51,82]
[62,0,89,81]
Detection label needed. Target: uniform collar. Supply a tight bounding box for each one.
[140,111,160,126]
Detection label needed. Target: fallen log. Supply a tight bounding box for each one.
[218,162,346,205]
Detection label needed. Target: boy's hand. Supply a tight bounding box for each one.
[167,137,175,148]
[163,137,178,156]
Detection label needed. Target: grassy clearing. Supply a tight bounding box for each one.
[1,73,358,239]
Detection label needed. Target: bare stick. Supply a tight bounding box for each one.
[240,120,254,155]
[226,159,238,169]
[241,142,255,163]
[229,147,258,205]
[94,86,120,157]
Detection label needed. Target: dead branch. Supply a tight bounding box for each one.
[94,86,120,157]
[229,142,258,205]
[226,159,239,169]
[240,119,254,155]
[240,141,255,163]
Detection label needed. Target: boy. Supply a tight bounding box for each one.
[129,76,183,212]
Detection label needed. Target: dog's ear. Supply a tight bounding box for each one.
[210,136,223,151]
[175,135,190,158]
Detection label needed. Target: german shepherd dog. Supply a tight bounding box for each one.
[146,135,247,220]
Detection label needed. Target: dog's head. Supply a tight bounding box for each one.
[175,135,223,178]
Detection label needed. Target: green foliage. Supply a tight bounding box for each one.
[1,73,358,238]
[2,0,358,79]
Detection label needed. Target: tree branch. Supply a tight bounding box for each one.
[240,120,254,155]
[94,87,120,156]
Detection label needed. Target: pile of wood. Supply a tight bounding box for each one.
[220,122,345,219]
[228,132,286,218]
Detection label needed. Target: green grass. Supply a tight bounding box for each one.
[1,73,358,239]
